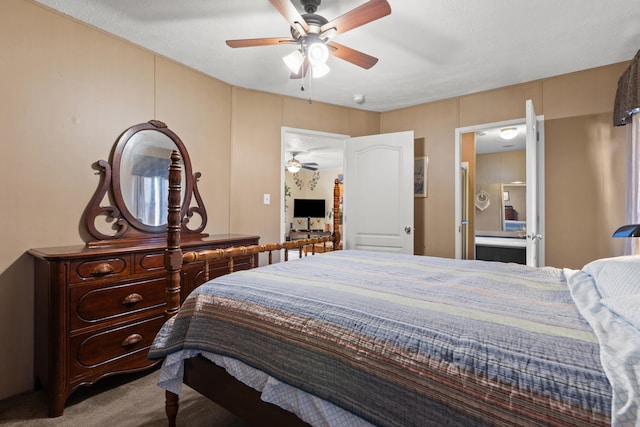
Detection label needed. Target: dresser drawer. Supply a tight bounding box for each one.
[134,251,164,273]
[69,255,132,284]
[69,277,165,330]
[70,314,166,376]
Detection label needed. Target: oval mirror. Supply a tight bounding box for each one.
[112,122,193,233]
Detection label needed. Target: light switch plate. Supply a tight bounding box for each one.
[263,194,270,204]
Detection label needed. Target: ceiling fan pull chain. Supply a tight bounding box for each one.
[307,69,313,104]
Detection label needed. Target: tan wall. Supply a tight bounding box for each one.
[155,58,234,234]
[0,0,630,402]
[229,90,380,248]
[381,65,628,268]
[545,113,627,266]
[2,0,157,400]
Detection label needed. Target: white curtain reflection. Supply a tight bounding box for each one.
[130,175,169,226]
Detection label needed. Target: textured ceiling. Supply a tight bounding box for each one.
[30,0,640,170]
[32,0,640,113]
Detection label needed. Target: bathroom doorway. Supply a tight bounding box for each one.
[454,100,545,266]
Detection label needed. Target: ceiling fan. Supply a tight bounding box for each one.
[226,0,392,79]
[286,152,318,172]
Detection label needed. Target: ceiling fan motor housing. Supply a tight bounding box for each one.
[290,13,328,40]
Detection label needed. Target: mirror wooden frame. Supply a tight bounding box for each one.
[85,120,207,247]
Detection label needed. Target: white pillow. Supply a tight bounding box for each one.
[582,255,640,297]
[601,295,640,330]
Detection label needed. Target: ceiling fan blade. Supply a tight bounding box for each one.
[303,162,318,166]
[302,165,318,171]
[327,42,378,69]
[269,0,309,35]
[320,0,391,36]
[226,37,294,48]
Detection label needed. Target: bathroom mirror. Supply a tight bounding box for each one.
[85,120,207,246]
[474,144,526,235]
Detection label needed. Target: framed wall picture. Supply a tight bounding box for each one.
[414,156,428,198]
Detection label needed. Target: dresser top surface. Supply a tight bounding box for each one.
[28,234,260,260]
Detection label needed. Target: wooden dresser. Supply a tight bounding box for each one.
[29,234,259,417]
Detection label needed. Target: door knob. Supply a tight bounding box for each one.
[404,226,412,234]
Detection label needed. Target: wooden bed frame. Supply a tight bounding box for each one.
[162,150,342,426]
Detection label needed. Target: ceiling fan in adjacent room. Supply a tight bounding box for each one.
[226,0,391,79]
[286,152,318,172]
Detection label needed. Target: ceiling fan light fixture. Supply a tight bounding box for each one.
[283,49,305,73]
[286,158,302,173]
[307,42,329,65]
[312,62,330,78]
[500,127,518,140]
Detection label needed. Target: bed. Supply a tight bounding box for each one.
[149,152,640,426]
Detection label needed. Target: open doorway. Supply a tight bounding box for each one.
[454,102,545,266]
[280,127,415,255]
[280,127,347,245]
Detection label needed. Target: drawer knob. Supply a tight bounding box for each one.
[90,263,115,276]
[121,334,143,347]
[122,293,143,306]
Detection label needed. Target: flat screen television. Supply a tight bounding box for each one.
[293,198,325,218]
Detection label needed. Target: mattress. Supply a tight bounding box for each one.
[150,250,640,426]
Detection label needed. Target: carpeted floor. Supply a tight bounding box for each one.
[0,369,248,426]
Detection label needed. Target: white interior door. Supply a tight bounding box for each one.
[344,131,414,254]
[525,100,545,266]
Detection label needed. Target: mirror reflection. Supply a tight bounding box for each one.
[120,130,184,227]
[474,126,526,236]
[501,183,526,233]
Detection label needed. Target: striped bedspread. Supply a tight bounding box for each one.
[149,250,612,426]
